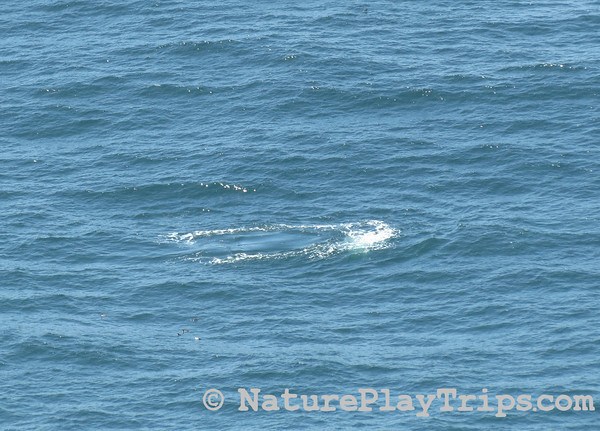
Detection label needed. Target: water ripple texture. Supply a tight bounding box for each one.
[1,1,599,430]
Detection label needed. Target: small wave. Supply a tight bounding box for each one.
[166,220,398,264]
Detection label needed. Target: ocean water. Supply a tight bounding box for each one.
[1,0,599,429]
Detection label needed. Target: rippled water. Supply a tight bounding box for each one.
[1,1,599,429]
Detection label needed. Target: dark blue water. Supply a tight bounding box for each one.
[2,1,599,429]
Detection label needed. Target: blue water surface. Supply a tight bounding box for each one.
[1,1,599,429]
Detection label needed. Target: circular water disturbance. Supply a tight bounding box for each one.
[166,220,398,264]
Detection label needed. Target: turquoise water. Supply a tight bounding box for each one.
[2,1,599,429]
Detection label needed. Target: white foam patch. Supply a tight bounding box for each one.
[166,223,341,243]
[345,220,396,249]
[166,220,398,264]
